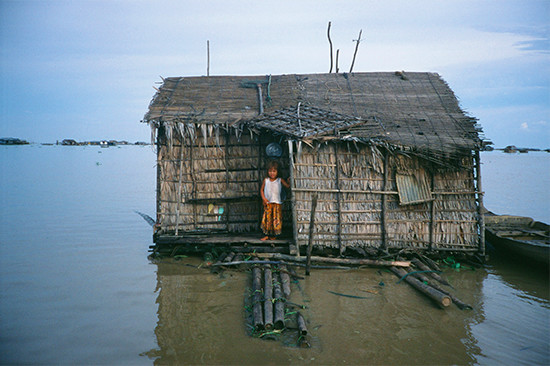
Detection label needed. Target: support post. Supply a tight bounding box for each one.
[288,140,299,256]
[189,137,197,230]
[306,194,318,276]
[380,150,388,250]
[224,130,230,230]
[333,144,343,255]
[475,151,485,257]
[206,40,210,77]
[429,169,435,251]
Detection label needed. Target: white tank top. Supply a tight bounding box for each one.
[264,178,282,204]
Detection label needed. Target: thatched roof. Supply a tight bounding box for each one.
[143,72,485,159]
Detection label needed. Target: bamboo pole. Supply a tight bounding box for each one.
[254,253,410,267]
[258,135,264,228]
[389,266,451,308]
[292,187,481,195]
[189,140,197,230]
[279,264,291,298]
[206,40,210,76]
[293,187,398,195]
[256,84,264,115]
[429,169,435,251]
[349,29,362,73]
[333,144,343,255]
[297,312,308,336]
[264,266,274,330]
[475,150,486,257]
[223,252,235,264]
[380,150,388,250]
[288,140,299,257]
[327,21,333,73]
[306,194,318,276]
[252,266,264,330]
[273,273,285,330]
[175,141,185,235]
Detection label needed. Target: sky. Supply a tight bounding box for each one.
[0,0,549,148]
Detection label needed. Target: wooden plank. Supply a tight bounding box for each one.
[155,235,292,245]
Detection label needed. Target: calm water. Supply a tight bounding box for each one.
[0,146,548,365]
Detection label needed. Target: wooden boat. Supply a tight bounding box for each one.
[484,213,549,266]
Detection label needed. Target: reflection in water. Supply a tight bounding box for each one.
[472,255,550,365]
[145,258,498,365]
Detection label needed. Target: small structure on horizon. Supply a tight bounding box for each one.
[0,137,29,145]
[142,72,489,257]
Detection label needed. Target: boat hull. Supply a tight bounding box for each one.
[484,214,549,266]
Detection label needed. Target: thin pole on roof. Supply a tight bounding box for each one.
[327,21,333,73]
[349,29,362,73]
[207,40,210,77]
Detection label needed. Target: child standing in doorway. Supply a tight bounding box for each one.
[260,161,290,240]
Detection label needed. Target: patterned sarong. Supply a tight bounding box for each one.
[261,203,282,236]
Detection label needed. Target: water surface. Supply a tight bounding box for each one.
[0,146,548,365]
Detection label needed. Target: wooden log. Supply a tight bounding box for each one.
[411,258,450,286]
[279,264,292,298]
[418,254,442,272]
[279,266,304,280]
[263,266,274,330]
[389,266,451,308]
[253,253,410,267]
[297,312,308,336]
[210,260,286,267]
[408,269,472,310]
[223,252,235,263]
[210,251,228,274]
[306,194,318,276]
[209,260,350,270]
[251,266,264,330]
[233,253,243,261]
[230,246,289,254]
[273,273,285,330]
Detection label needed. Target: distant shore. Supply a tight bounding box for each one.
[486,145,550,153]
[1,137,150,146]
[2,137,547,153]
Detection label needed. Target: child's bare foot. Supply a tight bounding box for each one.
[260,236,270,241]
[269,237,276,240]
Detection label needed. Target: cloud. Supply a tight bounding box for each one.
[521,122,529,130]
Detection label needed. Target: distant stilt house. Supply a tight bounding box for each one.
[143,72,488,256]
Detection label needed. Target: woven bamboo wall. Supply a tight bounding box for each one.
[292,143,479,251]
[157,125,263,233]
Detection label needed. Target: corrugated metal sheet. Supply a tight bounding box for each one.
[396,170,432,205]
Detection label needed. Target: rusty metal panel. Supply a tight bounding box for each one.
[396,170,432,205]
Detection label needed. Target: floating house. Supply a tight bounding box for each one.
[143,72,488,257]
